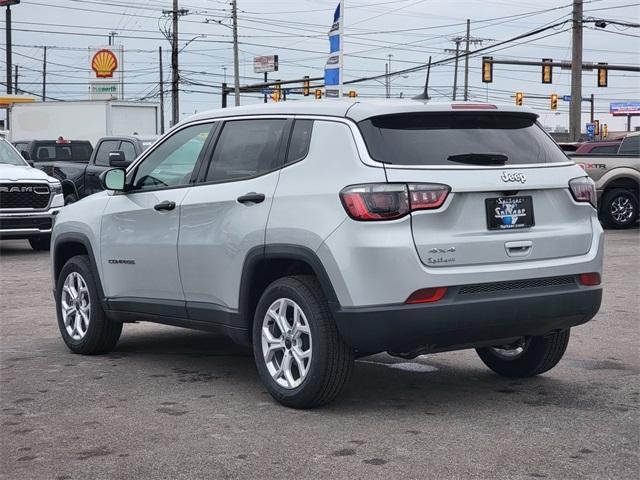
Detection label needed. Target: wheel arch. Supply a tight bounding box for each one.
[53,232,105,302]
[60,179,80,200]
[239,245,340,341]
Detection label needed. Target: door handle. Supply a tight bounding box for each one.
[505,240,532,257]
[237,192,265,204]
[154,200,176,211]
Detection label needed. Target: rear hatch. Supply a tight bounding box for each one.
[358,109,594,268]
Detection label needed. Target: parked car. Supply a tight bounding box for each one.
[14,136,156,203]
[570,132,640,228]
[0,138,64,250]
[574,141,622,155]
[51,101,603,408]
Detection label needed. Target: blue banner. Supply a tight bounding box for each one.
[324,2,343,97]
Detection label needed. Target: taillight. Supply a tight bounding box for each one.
[569,177,597,209]
[406,287,448,304]
[579,273,601,286]
[340,183,450,221]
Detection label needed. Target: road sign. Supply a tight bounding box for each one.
[253,55,279,74]
[610,102,640,116]
[562,95,571,102]
[586,123,595,140]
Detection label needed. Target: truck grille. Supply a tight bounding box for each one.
[0,183,50,210]
[459,276,576,295]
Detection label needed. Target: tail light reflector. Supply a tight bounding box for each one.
[579,273,601,286]
[406,287,448,304]
[340,183,450,221]
[569,177,597,209]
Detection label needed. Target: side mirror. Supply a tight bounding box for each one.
[21,150,31,161]
[100,168,127,192]
[108,151,131,168]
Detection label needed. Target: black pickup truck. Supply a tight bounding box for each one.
[14,136,157,203]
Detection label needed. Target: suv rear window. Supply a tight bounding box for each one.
[358,112,568,166]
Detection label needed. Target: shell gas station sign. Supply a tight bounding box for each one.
[88,46,123,100]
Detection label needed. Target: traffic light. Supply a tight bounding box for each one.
[603,124,608,138]
[482,56,493,83]
[314,89,323,100]
[594,119,600,136]
[542,58,553,84]
[550,93,558,110]
[515,91,523,106]
[303,76,310,97]
[597,63,608,87]
[348,90,357,98]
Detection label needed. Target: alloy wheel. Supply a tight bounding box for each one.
[61,272,91,341]
[261,298,313,389]
[610,196,634,224]
[488,337,530,360]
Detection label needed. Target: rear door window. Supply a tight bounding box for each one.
[94,140,120,166]
[206,119,287,182]
[358,112,568,166]
[119,141,137,161]
[619,135,640,155]
[286,120,314,164]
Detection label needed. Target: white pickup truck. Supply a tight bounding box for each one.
[0,138,64,250]
[570,132,640,229]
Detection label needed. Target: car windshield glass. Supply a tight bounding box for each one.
[358,112,568,166]
[0,140,27,166]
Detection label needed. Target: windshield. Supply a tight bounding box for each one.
[358,112,568,166]
[0,140,28,166]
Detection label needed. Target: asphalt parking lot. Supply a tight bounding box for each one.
[1,229,638,480]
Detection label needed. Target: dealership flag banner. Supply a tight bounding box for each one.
[324,1,344,98]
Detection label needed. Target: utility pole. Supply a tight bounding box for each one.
[590,93,594,124]
[159,46,165,134]
[171,0,180,124]
[42,46,46,101]
[385,63,389,98]
[231,0,240,106]
[464,19,470,101]
[570,0,583,141]
[6,3,13,94]
[163,1,188,125]
[13,64,18,94]
[445,38,463,100]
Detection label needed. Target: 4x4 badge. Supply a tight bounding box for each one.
[501,172,526,184]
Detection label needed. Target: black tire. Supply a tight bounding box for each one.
[64,193,78,205]
[476,330,570,378]
[600,188,638,229]
[252,275,354,409]
[55,255,122,355]
[28,236,51,251]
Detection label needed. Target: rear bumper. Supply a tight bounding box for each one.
[333,280,602,355]
[0,208,60,239]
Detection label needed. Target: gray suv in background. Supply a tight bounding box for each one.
[51,101,603,408]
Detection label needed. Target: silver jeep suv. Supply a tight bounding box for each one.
[51,101,603,408]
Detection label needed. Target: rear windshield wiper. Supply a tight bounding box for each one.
[447,153,508,165]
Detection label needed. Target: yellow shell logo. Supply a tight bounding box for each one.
[91,49,118,78]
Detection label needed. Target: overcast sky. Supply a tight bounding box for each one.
[1,0,639,131]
